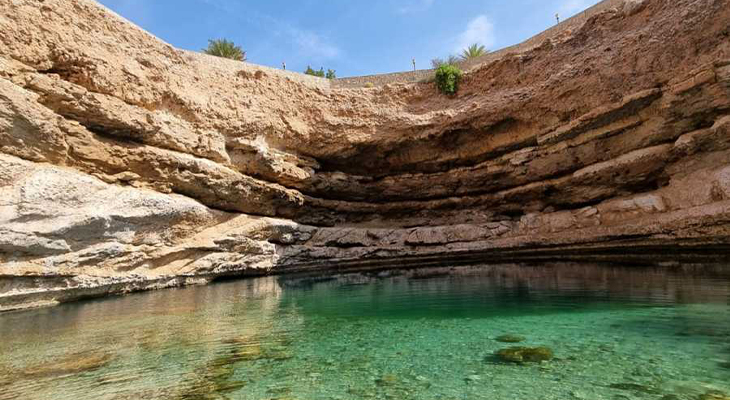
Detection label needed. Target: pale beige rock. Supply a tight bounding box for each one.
[715,166,730,199]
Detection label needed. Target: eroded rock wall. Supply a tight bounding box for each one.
[1,0,729,310]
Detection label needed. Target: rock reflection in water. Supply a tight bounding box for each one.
[0,263,728,400]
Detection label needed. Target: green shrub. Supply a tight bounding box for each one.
[434,64,462,95]
[304,66,336,79]
[304,66,325,77]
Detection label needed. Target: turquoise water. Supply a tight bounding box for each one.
[1,263,729,400]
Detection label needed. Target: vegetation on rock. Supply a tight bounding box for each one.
[434,64,462,95]
[203,39,246,61]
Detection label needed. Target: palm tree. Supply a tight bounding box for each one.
[203,39,246,61]
[460,43,489,60]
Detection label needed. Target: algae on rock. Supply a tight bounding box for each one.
[495,346,553,363]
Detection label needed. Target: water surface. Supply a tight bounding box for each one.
[1,263,729,400]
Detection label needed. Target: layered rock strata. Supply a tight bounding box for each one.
[1,0,729,310]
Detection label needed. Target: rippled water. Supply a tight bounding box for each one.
[1,263,729,400]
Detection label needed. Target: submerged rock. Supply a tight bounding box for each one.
[267,385,293,396]
[495,346,553,363]
[225,344,292,363]
[376,374,399,386]
[676,328,729,338]
[495,334,526,343]
[0,372,11,388]
[21,352,114,378]
[698,391,730,400]
[609,382,661,394]
[175,351,248,399]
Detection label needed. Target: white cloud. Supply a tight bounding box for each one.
[398,0,435,14]
[293,30,340,59]
[454,15,496,53]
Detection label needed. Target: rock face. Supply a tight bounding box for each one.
[1,0,729,310]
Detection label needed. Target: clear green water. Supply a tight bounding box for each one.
[1,264,729,400]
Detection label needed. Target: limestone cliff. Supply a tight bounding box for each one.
[1,0,729,311]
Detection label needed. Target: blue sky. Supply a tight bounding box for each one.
[98,0,601,77]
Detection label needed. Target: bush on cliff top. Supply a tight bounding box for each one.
[305,66,324,77]
[305,66,336,79]
[434,64,462,95]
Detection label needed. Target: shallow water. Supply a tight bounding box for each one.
[1,263,729,400]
